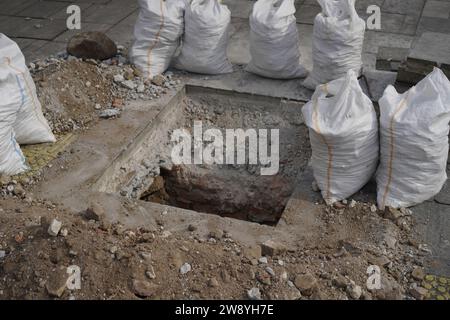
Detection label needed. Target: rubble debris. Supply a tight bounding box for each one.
[46,268,69,298]
[294,273,318,296]
[247,287,262,300]
[261,240,287,257]
[346,283,362,300]
[180,263,192,275]
[132,279,159,298]
[99,109,121,119]
[409,286,428,300]
[47,219,62,237]
[67,32,117,61]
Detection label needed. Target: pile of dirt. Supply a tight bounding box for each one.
[0,194,432,300]
[31,56,180,135]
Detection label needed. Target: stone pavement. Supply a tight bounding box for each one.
[1,0,450,64]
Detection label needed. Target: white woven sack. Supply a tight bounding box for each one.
[246,0,307,79]
[302,70,379,204]
[130,0,186,79]
[0,52,27,175]
[376,68,450,209]
[303,0,365,90]
[174,0,233,75]
[0,34,55,145]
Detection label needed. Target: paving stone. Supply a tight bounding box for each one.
[295,4,321,25]
[222,0,253,19]
[363,31,414,54]
[227,20,251,65]
[0,0,34,15]
[82,4,137,25]
[435,180,450,205]
[417,16,450,35]
[105,10,138,47]
[423,0,450,19]
[382,0,426,16]
[16,0,67,19]
[409,32,450,65]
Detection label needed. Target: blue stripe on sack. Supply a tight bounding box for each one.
[15,74,26,112]
[10,131,26,165]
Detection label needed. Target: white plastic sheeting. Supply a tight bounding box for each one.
[376,68,450,209]
[246,0,307,79]
[130,0,185,80]
[174,0,233,75]
[302,70,379,204]
[303,0,365,90]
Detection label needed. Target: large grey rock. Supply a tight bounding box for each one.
[67,32,117,60]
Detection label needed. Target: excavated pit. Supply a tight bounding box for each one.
[95,86,311,225]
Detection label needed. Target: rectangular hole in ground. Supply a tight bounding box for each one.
[95,86,311,226]
[139,88,311,226]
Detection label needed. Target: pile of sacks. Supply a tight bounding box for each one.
[130,0,365,85]
[303,68,450,209]
[0,34,55,176]
[130,0,309,80]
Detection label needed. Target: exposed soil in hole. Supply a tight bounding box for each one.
[139,92,311,225]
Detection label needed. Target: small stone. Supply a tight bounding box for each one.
[124,69,134,80]
[294,273,318,296]
[145,266,156,279]
[265,267,275,277]
[256,271,271,285]
[208,278,219,288]
[0,250,5,259]
[260,240,287,257]
[411,267,425,281]
[161,231,172,238]
[258,257,268,264]
[247,287,262,300]
[151,74,165,87]
[209,229,223,240]
[136,84,145,93]
[84,203,105,221]
[48,219,62,237]
[180,263,191,275]
[121,80,136,90]
[370,205,377,213]
[311,180,320,192]
[94,103,101,110]
[409,286,428,300]
[46,269,69,298]
[99,108,121,119]
[346,284,362,300]
[349,200,357,208]
[140,252,152,262]
[384,207,403,221]
[188,224,197,232]
[113,74,124,83]
[60,229,68,237]
[132,279,159,298]
[243,245,262,260]
[111,97,124,108]
[110,246,118,254]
